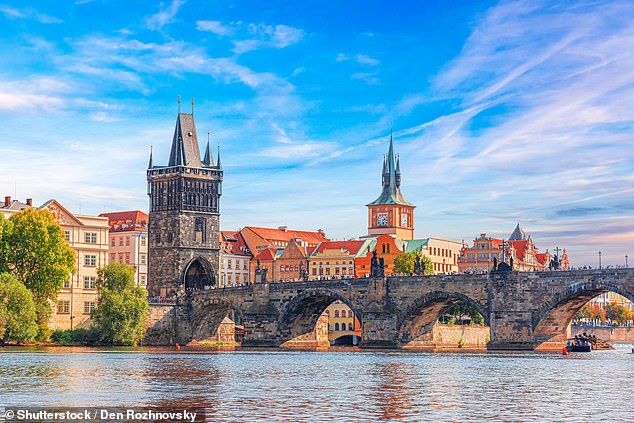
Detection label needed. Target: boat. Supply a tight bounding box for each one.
[566,337,592,352]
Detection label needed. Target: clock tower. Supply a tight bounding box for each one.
[366,132,415,240]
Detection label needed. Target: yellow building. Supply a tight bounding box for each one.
[324,300,361,345]
[1,197,110,330]
[41,200,110,330]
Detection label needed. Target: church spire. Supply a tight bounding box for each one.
[168,112,203,167]
[216,141,222,170]
[202,132,214,167]
[367,131,412,206]
[148,146,153,169]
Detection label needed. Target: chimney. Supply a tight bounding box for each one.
[4,196,10,207]
[278,226,288,232]
[317,229,325,237]
[26,198,33,207]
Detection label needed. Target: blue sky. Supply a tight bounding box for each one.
[1,0,634,266]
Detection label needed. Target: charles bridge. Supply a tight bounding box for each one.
[147,268,634,350]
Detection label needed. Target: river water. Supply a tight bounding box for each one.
[1,345,633,422]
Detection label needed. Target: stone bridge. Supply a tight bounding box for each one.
[166,269,634,350]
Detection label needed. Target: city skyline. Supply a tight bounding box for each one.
[1,0,634,266]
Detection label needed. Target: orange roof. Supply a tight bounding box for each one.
[220,230,251,256]
[508,240,528,260]
[314,240,366,255]
[99,210,148,232]
[535,253,548,265]
[253,247,280,261]
[243,226,328,246]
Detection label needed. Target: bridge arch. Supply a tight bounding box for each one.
[397,291,490,348]
[532,278,634,350]
[181,257,215,291]
[189,296,244,343]
[277,288,362,346]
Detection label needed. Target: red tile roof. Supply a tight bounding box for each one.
[99,210,148,232]
[220,230,251,256]
[243,226,328,246]
[253,247,280,261]
[314,240,366,255]
[508,240,528,260]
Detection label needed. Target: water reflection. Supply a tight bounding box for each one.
[0,346,633,422]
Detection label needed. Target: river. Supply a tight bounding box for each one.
[1,344,633,422]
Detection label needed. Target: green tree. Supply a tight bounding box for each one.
[92,263,148,345]
[605,303,628,324]
[393,250,434,275]
[440,301,485,326]
[3,209,75,327]
[0,273,38,343]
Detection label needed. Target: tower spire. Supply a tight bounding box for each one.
[216,139,222,170]
[178,95,181,113]
[148,146,153,169]
[191,97,195,115]
[203,131,214,166]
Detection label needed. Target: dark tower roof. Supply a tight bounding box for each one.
[367,132,413,206]
[509,223,527,241]
[202,140,215,167]
[168,113,203,167]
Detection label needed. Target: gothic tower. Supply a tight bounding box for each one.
[147,111,223,296]
[366,132,415,240]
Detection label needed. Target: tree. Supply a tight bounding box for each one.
[92,263,148,345]
[0,273,38,343]
[605,303,628,324]
[440,301,485,326]
[393,250,434,275]
[2,209,75,326]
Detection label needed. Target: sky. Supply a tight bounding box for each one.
[1,0,634,267]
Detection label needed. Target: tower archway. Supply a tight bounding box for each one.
[182,257,215,291]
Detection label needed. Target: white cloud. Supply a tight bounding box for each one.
[355,54,379,66]
[0,5,62,24]
[196,20,233,36]
[146,0,186,30]
[232,23,304,54]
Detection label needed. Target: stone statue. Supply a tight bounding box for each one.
[299,261,308,281]
[413,256,421,275]
[509,257,514,270]
[370,250,379,277]
[379,257,385,277]
[493,256,498,271]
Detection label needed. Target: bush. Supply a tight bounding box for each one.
[51,328,100,346]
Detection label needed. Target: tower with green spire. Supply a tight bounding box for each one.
[146,110,223,296]
[366,132,415,240]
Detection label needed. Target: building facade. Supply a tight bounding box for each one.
[147,112,223,296]
[324,300,362,345]
[219,231,251,287]
[308,240,371,280]
[99,210,149,288]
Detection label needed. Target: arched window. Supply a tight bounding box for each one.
[334,323,340,331]
[348,323,353,330]
[334,310,340,318]
[348,310,353,317]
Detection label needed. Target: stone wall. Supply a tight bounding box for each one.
[280,313,330,350]
[402,323,490,350]
[572,326,634,343]
[144,304,175,346]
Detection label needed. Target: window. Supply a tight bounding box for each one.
[118,253,123,263]
[348,323,354,331]
[334,310,340,318]
[57,301,70,314]
[348,310,353,318]
[140,275,146,286]
[83,301,96,315]
[65,231,70,242]
[111,238,115,247]
[84,276,96,289]
[140,237,146,247]
[119,237,123,246]
[156,234,161,243]
[85,254,96,266]
[63,278,70,289]
[125,236,130,246]
[312,268,316,275]
[140,254,146,265]
[228,259,233,269]
[334,323,340,331]
[85,232,97,243]
[110,253,115,262]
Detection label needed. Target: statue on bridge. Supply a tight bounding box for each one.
[492,256,514,273]
[370,250,385,278]
[550,255,560,270]
[254,258,268,284]
[299,261,308,281]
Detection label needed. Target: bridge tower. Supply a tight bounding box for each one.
[366,132,415,240]
[146,108,223,296]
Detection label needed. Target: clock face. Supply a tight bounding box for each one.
[401,214,408,227]
[377,213,388,227]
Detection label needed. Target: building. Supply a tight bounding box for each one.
[365,133,415,240]
[146,111,223,296]
[324,300,361,345]
[308,239,372,280]
[219,231,251,287]
[274,238,315,282]
[239,226,328,281]
[2,197,110,330]
[457,224,565,273]
[420,238,466,274]
[99,210,149,288]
